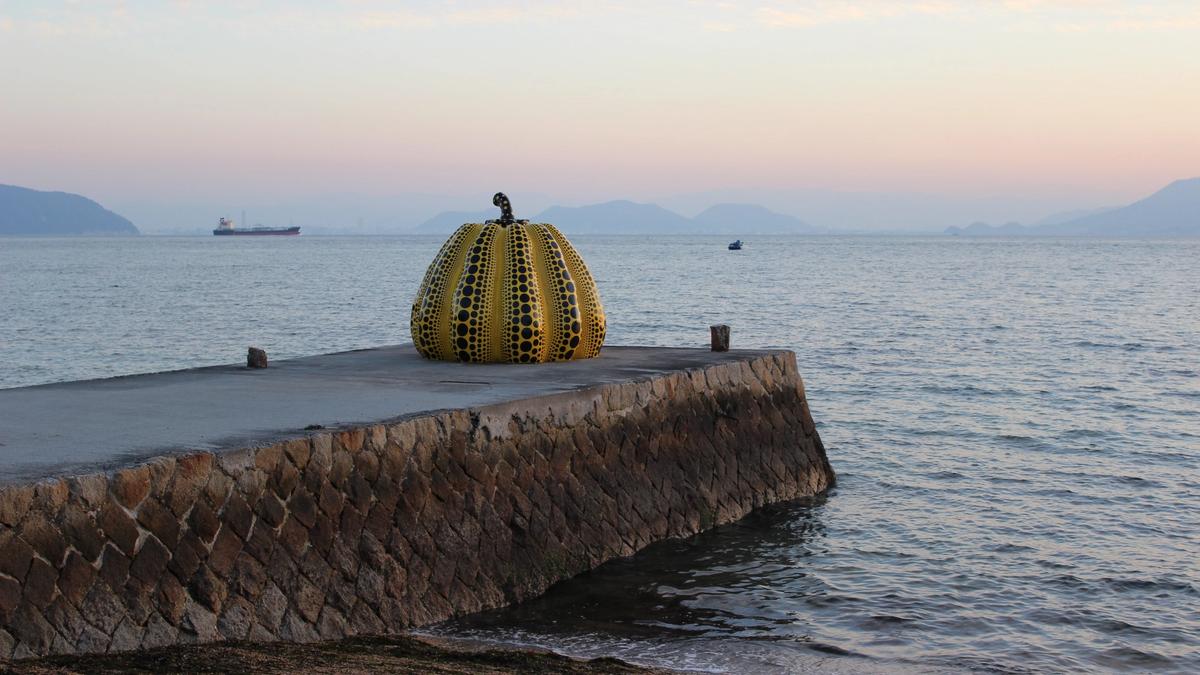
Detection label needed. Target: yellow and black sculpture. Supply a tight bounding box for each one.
[411,193,606,363]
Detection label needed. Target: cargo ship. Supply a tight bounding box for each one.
[213,217,300,236]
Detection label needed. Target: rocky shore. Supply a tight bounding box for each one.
[2,634,672,674]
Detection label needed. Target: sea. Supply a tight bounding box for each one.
[1,235,1197,673]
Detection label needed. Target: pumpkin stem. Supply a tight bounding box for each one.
[492,192,516,225]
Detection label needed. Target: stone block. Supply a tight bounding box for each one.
[188,566,226,614]
[284,439,312,471]
[97,498,138,557]
[0,531,34,581]
[316,606,348,639]
[67,474,107,511]
[220,492,254,541]
[168,453,213,516]
[156,573,188,625]
[136,497,180,549]
[269,459,300,500]
[111,465,151,510]
[32,479,69,516]
[242,521,277,565]
[278,516,308,559]
[254,583,288,631]
[129,536,171,585]
[207,526,244,577]
[0,575,21,619]
[217,596,256,640]
[140,612,177,649]
[188,500,221,544]
[180,604,220,642]
[167,530,205,581]
[277,609,319,643]
[96,544,131,593]
[246,347,268,369]
[23,557,58,609]
[0,485,34,527]
[109,617,142,653]
[80,582,126,635]
[228,552,268,599]
[59,503,104,562]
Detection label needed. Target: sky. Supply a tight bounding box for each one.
[1,0,1198,228]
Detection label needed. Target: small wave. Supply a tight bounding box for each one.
[1102,577,1199,596]
[1097,645,1175,669]
[1113,475,1163,488]
[1049,573,1090,589]
[916,383,1008,397]
[1061,427,1109,438]
[806,641,855,656]
[862,614,917,627]
[985,543,1036,553]
[997,433,1034,441]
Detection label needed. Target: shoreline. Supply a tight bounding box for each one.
[1,633,678,674]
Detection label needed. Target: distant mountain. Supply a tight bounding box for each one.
[1,184,139,236]
[415,209,496,233]
[1032,206,1116,227]
[945,221,1031,236]
[659,187,1101,233]
[1046,178,1199,236]
[945,178,1199,237]
[418,200,824,235]
[534,200,695,234]
[691,203,822,234]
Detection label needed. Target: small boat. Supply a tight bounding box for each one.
[213,217,300,236]
[728,240,743,250]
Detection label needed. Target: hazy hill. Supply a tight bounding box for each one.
[0,184,139,235]
[1046,178,1199,236]
[691,203,822,234]
[533,200,695,234]
[1032,206,1116,227]
[945,178,1199,237]
[945,221,1031,236]
[659,187,1093,233]
[418,200,822,235]
[415,209,496,233]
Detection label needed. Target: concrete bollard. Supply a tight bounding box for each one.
[710,325,730,352]
[247,347,268,368]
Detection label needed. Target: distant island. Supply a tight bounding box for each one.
[417,200,822,235]
[0,184,139,236]
[947,178,1199,237]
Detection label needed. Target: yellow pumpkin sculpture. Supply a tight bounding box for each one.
[411,193,606,363]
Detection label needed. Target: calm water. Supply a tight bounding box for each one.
[2,236,1198,673]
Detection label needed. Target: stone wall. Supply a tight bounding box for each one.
[0,351,834,659]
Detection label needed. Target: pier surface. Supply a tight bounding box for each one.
[0,344,833,660]
[0,346,773,483]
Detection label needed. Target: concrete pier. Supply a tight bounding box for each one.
[0,346,834,659]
